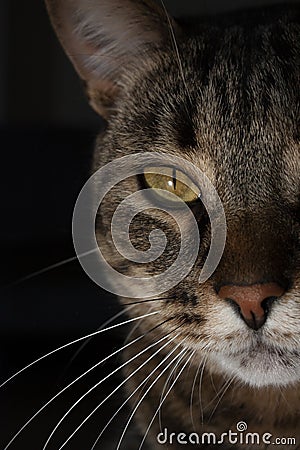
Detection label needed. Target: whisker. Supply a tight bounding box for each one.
[125,316,175,343]
[205,375,230,410]
[116,347,190,450]
[207,376,235,424]
[159,0,193,109]
[190,356,205,432]
[43,331,176,450]
[210,370,219,396]
[5,248,98,288]
[278,385,292,412]
[124,306,153,344]
[91,334,184,450]
[123,316,175,347]
[158,345,186,432]
[67,305,136,366]
[138,350,196,450]
[3,322,158,450]
[122,297,173,306]
[198,354,208,426]
[0,311,158,389]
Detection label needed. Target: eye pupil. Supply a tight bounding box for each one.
[143,166,200,206]
[172,167,177,190]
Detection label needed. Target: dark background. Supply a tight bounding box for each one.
[0,0,299,448]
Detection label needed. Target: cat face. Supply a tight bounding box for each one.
[46,0,300,388]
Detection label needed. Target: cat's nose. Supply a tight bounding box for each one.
[218,283,285,330]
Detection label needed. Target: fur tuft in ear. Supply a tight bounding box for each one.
[45,0,178,118]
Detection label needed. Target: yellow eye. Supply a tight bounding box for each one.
[143,166,200,205]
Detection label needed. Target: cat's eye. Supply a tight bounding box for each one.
[143,166,200,206]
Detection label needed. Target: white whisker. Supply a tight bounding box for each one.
[190,356,205,432]
[207,376,235,424]
[198,354,208,426]
[7,248,98,287]
[210,370,218,396]
[0,311,158,389]
[158,345,186,432]
[116,347,189,450]
[43,332,174,450]
[138,350,195,450]
[124,306,153,345]
[68,305,136,365]
[91,335,184,450]
[3,326,149,450]
[205,375,230,410]
[278,385,293,412]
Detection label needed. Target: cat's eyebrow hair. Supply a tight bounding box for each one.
[159,0,192,103]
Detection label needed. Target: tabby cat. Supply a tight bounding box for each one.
[45,1,300,448]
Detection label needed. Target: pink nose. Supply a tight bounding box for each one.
[218,283,285,330]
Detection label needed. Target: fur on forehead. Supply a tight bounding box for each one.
[45,0,178,116]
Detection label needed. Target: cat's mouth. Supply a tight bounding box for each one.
[209,341,300,388]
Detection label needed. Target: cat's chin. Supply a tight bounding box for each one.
[208,347,300,388]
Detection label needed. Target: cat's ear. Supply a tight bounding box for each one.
[45,0,179,118]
